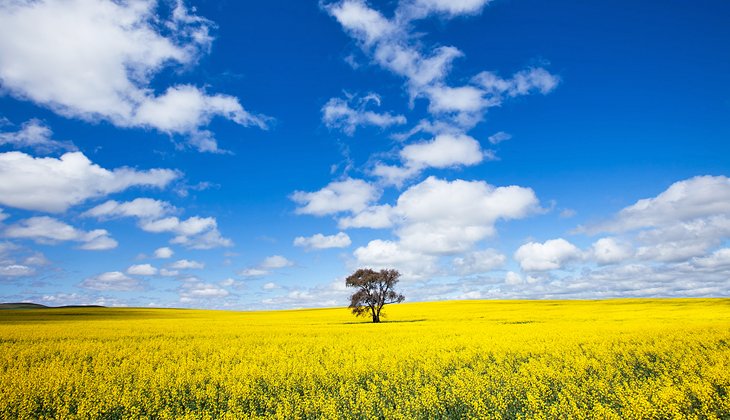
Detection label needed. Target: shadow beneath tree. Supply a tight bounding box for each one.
[339,319,427,325]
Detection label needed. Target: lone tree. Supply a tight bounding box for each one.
[346,268,405,323]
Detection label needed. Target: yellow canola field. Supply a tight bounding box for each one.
[1,298,729,419]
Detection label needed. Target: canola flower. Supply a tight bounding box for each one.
[0,298,729,419]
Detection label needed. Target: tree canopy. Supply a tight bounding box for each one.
[346,268,405,323]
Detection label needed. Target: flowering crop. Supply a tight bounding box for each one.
[1,298,729,418]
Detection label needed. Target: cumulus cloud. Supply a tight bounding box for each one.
[337,204,394,229]
[690,248,730,271]
[159,268,179,277]
[293,232,351,249]
[260,279,349,309]
[325,0,558,129]
[0,119,75,153]
[0,151,179,213]
[504,271,523,285]
[126,263,157,276]
[514,238,582,271]
[80,271,140,291]
[0,0,267,152]
[83,198,176,220]
[373,133,485,186]
[84,198,230,250]
[352,177,539,278]
[401,133,483,168]
[239,255,293,277]
[392,177,539,254]
[322,94,406,135]
[0,264,34,277]
[139,216,232,249]
[154,247,174,259]
[4,216,117,250]
[452,249,506,275]
[179,279,229,302]
[261,255,294,269]
[400,0,493,19]
[584,176,730,263]
[588,176,730,234]
[168,259,204,270]
[590,237,633,265]
[0,241,48,278]
[238,268,269,277]
[353,239,439,280]
[292,178,380,216]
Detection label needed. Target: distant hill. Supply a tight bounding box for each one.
[0,302,49,309]
[0,303,105,310]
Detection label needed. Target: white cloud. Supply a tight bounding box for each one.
[690,248,730,270]
[322,94,406,135]
[140,216,232,249]
[292,178,379,216]
[0,151,178,213]
[83,198,176,220]
[0,119,75,153]
[260,279,350,309]
[126,263,157,276]
[325,0,558,129]
[488,131,511,145]
[239,255,293,278]
[394,177,539,254]
[514,238,582,271]
[168,259,204,270]
[82,198,230,250]
[559,208,577,218]
[350,177,539,278]
[4,216,117,250]
[325,0,397,46]
[0,0,267,151]
[452,249,506,275]
[504,271,522,285]
[326,0,462,98]
[179,280,229,301]
[293,232,352,249]
[261,255,294,269]
[370,164,421,188]
[473,68,559,98]
[219,278,237,287]
[588,175,730,233]
[401,134,483,168]
[346,177,538,252]
[584,176,730,263]
[239,268,269,277]
[353,239,439,280]
[337,205,394,229]
[262,282,280,290]
[401,0,492,19]
[590,237,633,265]
[80,271,140,291]
[154,247,174,259]
[0,241,48,277]
[424,85,486,114]
[84,198,231,250]
[159,268,179,277]
[0,264,34,277]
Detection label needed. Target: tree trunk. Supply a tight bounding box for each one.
[372,313,380,323]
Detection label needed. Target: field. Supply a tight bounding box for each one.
[1,299,729,419]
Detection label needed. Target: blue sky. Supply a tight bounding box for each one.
[0,0,729,309]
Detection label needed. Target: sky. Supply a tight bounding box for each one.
[0,0,729,309]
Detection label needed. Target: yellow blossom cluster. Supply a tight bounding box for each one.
[1,298,729,418]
